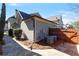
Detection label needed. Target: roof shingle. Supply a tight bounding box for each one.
[19,11,31,20]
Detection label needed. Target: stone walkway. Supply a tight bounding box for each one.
[2,35,41,56]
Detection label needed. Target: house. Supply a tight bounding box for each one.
[15,10,59,42]
[7,16,16,29]
[4,21,8,31]
[47,15,63,28]
[8,10,63,43]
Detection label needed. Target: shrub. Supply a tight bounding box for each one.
[8,29,14,37]
[14,29,22,39]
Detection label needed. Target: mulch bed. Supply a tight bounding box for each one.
[17,39,52,49]
[17,38,64,49]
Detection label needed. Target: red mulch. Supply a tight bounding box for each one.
[17,38,65,49]
[18,39,52,49]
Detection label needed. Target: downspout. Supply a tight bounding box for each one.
[29,17,36,50]
[32,17,36,42]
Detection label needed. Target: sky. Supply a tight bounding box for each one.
[0,3,79,24]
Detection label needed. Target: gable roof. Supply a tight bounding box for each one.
[9,16,15,19]
[18,10,31,20]
[16,10,57,24]
[31,15,57,24]
[16,10,42,20]
[30,12,41,17]
[7,15,16,21]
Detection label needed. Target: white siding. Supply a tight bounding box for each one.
[16,11,22,24]
[21,19,34,41]
[34,17,57,42]
[21,16,57,42]
[8,22,10,29]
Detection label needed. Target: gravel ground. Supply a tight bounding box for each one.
[2,35,41,56]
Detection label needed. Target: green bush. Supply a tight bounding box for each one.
[8,29,14,37]
[14,29,22,39]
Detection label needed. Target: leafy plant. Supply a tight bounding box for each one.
[14,29,22,39]
[8,29,14,37]
[73,20,79,31]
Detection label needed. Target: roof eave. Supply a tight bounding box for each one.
[31,15,57,24]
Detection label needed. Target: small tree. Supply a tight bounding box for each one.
[0,3,6,45]
[73,20,79,31]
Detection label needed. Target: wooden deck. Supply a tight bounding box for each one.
[49,28,79,44]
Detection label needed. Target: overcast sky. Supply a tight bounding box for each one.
[0,3,79,24]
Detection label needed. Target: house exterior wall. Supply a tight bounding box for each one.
[48,16,63,28]
[7,18,16,29]
[16,11,22,24]
[4,23,8,31]
[56,19,63,28]
[34,17,57,42]
[21,18,34,42]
